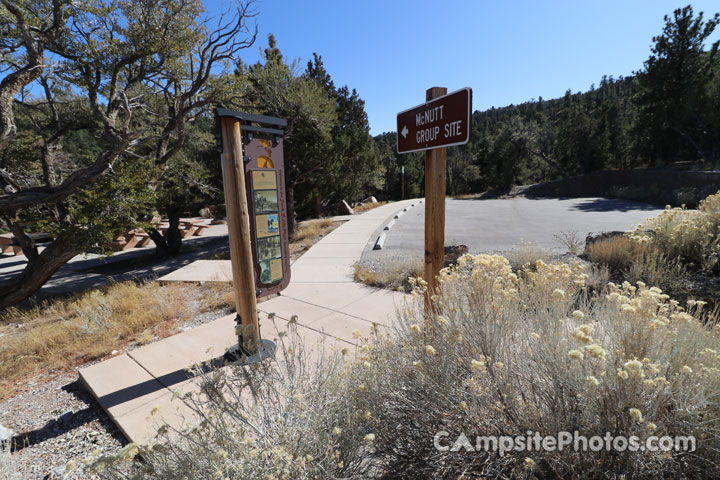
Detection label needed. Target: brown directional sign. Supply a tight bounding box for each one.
[396,87,472,154]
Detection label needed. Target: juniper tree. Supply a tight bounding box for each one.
[0,0,257,307]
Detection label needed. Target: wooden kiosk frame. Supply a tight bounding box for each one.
[215,108,290,356]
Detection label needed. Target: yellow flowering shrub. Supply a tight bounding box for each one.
[106,253,720,480]
[342,254,720,478]
[632,191,720,272]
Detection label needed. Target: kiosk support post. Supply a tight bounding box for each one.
[219,117,260,355]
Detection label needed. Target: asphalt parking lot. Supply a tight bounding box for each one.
[361,197,666,263]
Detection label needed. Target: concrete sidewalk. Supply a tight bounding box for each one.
[79,200,421,445]
[0,220,231,302]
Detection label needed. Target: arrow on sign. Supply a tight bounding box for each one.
[401,125,408,139]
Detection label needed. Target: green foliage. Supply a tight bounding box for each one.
[0,0,260,306]
[374,5,719,200]
[374,132,424,200]
[154,115,220,209]
[240,36,335,221]
[375,75,643,199]
[1,0,253,225]
[325,85,385,203]
[68,158,158,252]
[0,133,43,184]
[635,5,720,165]
[12,157,158,253]
[239,37,384,222]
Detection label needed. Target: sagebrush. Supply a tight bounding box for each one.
[630,191,720,273]
[96,255,720,479]
[588,236,688,297]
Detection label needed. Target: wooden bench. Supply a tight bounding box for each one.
[110,230,152,251]
[1,232,53,256]
[192,224,209,236]
[0,233,13,255]
[180,219,209,238]
[179,221,196,238]
[154,223,170,234]
[152,219,207,238]
[111,231,140,251]
[134,232,151,247]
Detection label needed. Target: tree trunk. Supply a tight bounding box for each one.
[313,194,322,218]
[149,204,183,258]
[148,227,169,258]
[6,218,38,261]
[286,183,297,235]
[533,149,569,179]
[0,234,81,309]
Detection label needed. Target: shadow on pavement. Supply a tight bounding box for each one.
[10,352,229,452]
[13,234,230,306]
[0,258,27,268]
[95,355,228,412]
[568,198,661,212]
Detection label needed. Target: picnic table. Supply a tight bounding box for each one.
[0,232,54,256]
[110,230,152,251]
[153,219,210,238]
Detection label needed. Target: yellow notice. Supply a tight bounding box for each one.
[252,170,277,190]
[258,156,275,168]
[269,258,283,282]
[255,213,280,239]
[258,139,274,168]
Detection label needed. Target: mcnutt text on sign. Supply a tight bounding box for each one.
[396,88,472,154]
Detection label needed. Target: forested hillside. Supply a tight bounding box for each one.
[375,6,720,200]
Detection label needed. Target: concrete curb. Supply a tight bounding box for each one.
[371,200,422,250]
[373,232,387,250]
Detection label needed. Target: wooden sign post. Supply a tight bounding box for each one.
[424,87,447,307]
[219,117,261,355]
[396,86,472,309]
[216,109,290,359]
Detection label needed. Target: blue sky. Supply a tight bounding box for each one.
[216,0,720,135]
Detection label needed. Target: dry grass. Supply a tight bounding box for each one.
[292,218,336,242]
[194,281,236,312]
[587,235,634,272]
[504,241,551,270]
[352,201,388,214]
[0,281,192,399]
[0,440,15,480]
[631,192,720,272]
[290,218,342,260]
[344,256,720,478]
[588,235,688,297]
[553,229,583,255]
[353,258,424,292]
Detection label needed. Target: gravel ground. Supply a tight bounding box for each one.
[0,372,125,479]
[0,303,232,479]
